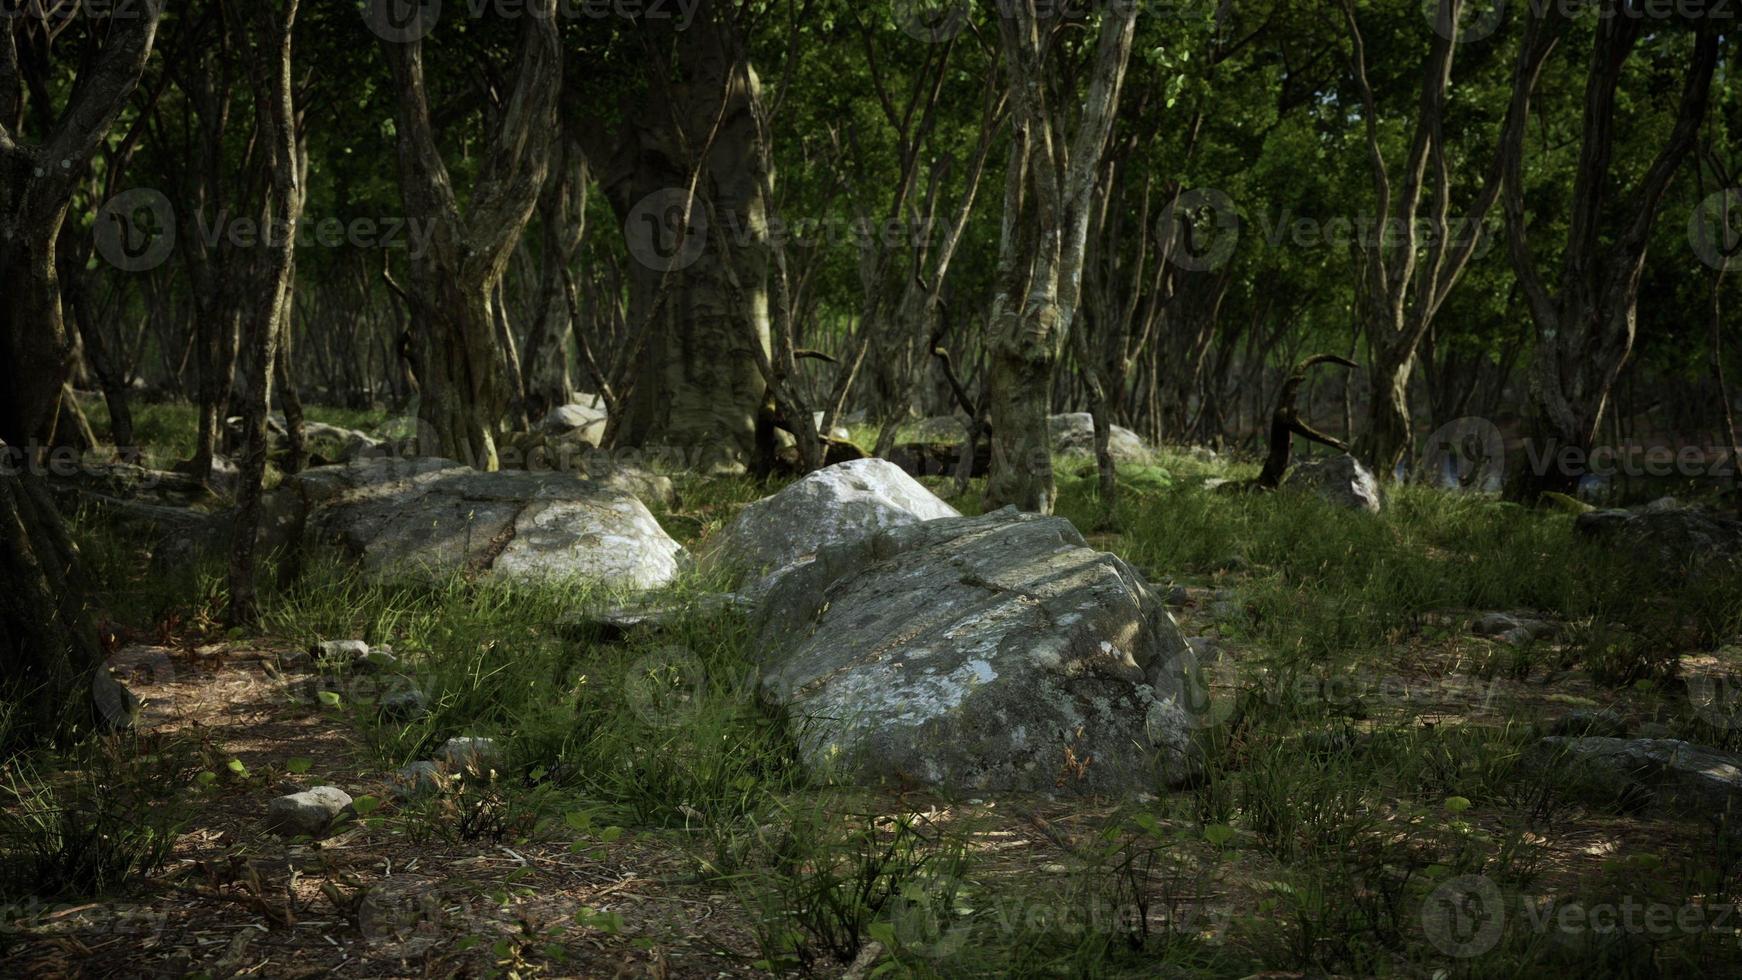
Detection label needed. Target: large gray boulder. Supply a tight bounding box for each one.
[1283,454,1382,513]
[1048,413,1151,463]
[1574,506,1742,583]
[274,458,684,589]
[1530,737,1742,815]
[754,509,1204,795]
[702,458,958,592]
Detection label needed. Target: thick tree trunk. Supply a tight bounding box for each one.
[589,2,770,469]
[0,2,162,742]
[0,224,72,449]
[0,460,107,747]
[985,302,1060,513]
[524,131,588,422]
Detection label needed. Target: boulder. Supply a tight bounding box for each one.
[753,508,1203,795]
[1529,737,1742,816]
[276,458,684,590]
[1283,454,1382,513]
[702,458,959,592]
[379,683,429,721]
[540,403,609,446]
[265,786,354,837]
[1048,413,1151,463]
[1470,612,1555,646]
[1574,506,1742,583]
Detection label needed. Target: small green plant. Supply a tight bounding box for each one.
[0,734,199,901]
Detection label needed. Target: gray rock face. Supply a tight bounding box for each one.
[754,509,1203,795]
[275,458,684,590]
[540,403,609,446]
[1048,413,1151,463]
[702,458,959,592]
[1574,506,1742,582]
[379,683,429,720]
[1283,454,1382,513]
[265,786,354,837]
[1471,612,1554,646]
[1531,737,1742,814]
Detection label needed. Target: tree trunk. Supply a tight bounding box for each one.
[0,460,109,747]
[227,0,304,624]
[1499,12,1719,501]
[380,0,561,470]
[0,2,162,743]
[587,1,770,470]
[984,3,1138,514]
[524,128,588,423]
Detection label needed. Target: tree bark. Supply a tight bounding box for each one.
[226,0,305,623]
[524,127,589,423]
[1341,0,1506,479]
[984,4,1138,514]
[1500,12,1719,500]
[0,4,162,744]
[380,0,561,470]
[586,0,771,470]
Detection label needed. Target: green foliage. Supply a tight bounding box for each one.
[0,734,199,902]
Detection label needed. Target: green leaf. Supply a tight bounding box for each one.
[226,758,250,778]
[1444,796,1472,814]
[286,757,314,774]
[352,795,381,816]
[1203,823,1236,847]
[317,690,342,708]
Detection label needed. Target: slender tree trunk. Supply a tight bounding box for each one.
[227,0,304,624]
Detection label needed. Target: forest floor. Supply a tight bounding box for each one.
[5,405,1742,978]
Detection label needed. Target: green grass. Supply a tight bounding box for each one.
[28,425,1742,976]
